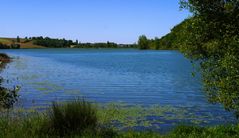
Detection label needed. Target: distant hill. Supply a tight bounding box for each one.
[0,37,46,49]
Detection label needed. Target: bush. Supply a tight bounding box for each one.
[0,43,10,49]
[10,44,20,49]
[0,87,19,109]
[44,100,98,136]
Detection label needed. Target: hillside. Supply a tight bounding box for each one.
[0,37,46,49]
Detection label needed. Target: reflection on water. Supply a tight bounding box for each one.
[0,49,236,130]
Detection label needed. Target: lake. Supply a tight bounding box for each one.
[0,49,236,131]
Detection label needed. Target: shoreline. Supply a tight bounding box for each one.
[0,53,10,63]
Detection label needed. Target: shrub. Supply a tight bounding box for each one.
[45,100,98,136]
[0,87,19,109]
[10,44,20,49]
[0,43,10,49]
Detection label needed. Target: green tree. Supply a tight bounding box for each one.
[138,35,149,50]
[75,39,79,45]
[179,0,239,116]
[16,36,20,43]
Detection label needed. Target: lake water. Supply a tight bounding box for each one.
[0,49,236,131]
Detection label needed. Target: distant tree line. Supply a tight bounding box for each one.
[32,37,74,48]
[31,36,136,48]
[0,43,9,49]
[74,41,137,48]
[74,41,118,48]
[0,43,20,49]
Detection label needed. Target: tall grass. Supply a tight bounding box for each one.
[39,99,117,137]
[0,100,117,137]
[46,100,98,136]
[167,125,239,138]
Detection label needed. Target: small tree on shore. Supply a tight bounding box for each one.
[16,36,20,43]
[138,35,149,50]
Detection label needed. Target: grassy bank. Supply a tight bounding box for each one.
[0,100,238,138]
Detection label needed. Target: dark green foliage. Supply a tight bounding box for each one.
[136,19,192,50]
[75,39,79,45]
[23,37,30,43]
[40,100,118,137]
[0,87,19,109]
[10,44,20,49]
[45,100,98,136]
[136,34,179,50]
[0,43,10,49]
[138,35,150,49]
[31,36,136,48]
[76,42,118,48]
[16,36,20,43]
[137,24,186,50]
[74,42,136,48]
[157,33,176,49]
[0,38,20,49]
[157,19,190,50]
[33,36,74,48]
[177,0,239,116]
[0,41,20,49]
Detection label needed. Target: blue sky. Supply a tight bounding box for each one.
[0,0,190,44]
